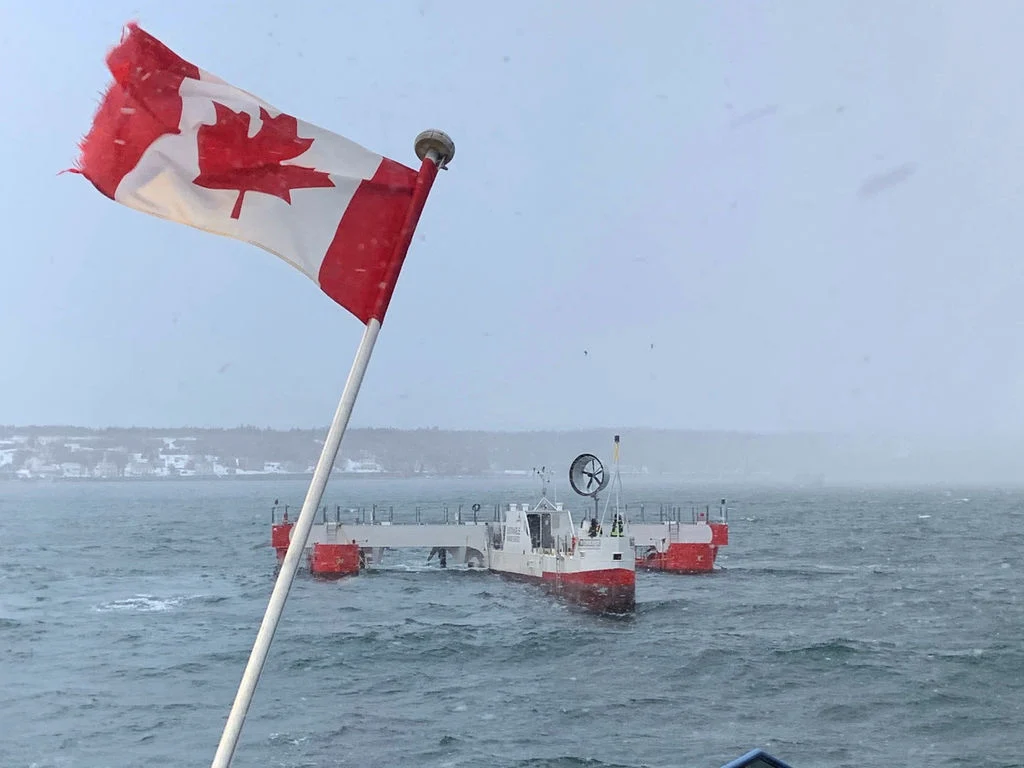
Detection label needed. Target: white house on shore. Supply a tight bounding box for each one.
[342,458,384,473]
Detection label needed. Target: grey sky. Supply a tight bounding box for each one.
[4,1,1024,434]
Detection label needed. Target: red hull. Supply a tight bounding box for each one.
[637,542,719,573]
[496,568,635,614]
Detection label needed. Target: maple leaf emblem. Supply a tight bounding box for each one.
[193,102,334,219]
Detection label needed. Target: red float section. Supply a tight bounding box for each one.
[308,542,361,577]
[709,522,729,545]
[639,543,720,573]
[271,522,293,562]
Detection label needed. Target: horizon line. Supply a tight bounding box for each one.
[0,423,1013,441]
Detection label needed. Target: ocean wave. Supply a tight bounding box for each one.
[773,638,896,659]
[512,758,643,768]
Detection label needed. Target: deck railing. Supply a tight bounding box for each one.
[270,500,730,526]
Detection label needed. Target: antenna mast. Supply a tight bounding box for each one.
[533,465,553,500]
[613,434,622,516]
[600,435,623,520]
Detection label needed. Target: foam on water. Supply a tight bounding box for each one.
[93,594,211,612]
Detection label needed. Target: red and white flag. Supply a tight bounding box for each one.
[72,23,425,324]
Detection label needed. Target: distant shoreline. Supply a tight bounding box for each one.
[1,471,424,482]
[3,474,1020,491]
[4,425,1024,485]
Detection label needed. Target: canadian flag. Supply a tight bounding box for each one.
[73,23,427,325]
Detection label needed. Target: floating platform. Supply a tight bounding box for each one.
[268,439,729,613]
[269,496,729,616]
[272,496,636,613]
[273,499,729,577]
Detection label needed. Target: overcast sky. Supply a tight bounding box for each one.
[4,0,1024,434]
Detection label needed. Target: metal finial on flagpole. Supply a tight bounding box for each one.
[210,130,454,768]
[415,129,455,168]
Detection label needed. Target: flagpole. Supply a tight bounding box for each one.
[210,129,455,768]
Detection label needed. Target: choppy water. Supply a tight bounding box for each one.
[1,478,1022,768]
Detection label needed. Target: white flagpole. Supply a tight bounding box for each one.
[211,130,454,768]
